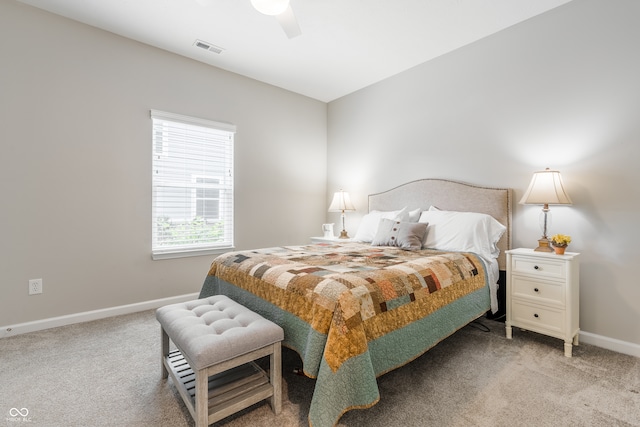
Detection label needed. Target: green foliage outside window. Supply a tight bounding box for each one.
[156,216,224,246]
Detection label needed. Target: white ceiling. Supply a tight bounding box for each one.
[18,0,572,102]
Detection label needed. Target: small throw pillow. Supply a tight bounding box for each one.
[353,208,408,242]
[371,219,428,251]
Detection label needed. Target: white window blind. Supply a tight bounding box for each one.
[151,110,235,259]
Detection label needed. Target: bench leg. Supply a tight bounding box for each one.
[195,369,209,427]
[161,327,169,379]
[269,342,282,414]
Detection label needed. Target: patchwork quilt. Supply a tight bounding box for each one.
[200,242,490,427]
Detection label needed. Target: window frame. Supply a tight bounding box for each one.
[150,110,235,260]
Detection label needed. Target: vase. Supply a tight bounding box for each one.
[553,245,567,255]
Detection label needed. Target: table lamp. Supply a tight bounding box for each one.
[328,190,356,239]
[520,168,572,252]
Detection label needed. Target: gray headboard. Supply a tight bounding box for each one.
[368,179,512,270]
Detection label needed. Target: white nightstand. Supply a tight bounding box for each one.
[310,236,352,243]
[505,248,580,357]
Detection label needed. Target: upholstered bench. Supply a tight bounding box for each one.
[156,295,283,427]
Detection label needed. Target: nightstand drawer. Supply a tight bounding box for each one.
[511,301,564,335]
[512,276,564,306]
[511,256,565,280]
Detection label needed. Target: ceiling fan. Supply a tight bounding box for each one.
[251,0,302,39]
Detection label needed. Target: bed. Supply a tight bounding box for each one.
[199,179,512,427]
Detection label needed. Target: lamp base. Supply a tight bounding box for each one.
[534,237,554,253]
[338,230,350,239]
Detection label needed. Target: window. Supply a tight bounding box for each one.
[194,176,221,220]
[151,110,235,259]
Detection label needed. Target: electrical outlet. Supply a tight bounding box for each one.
[29,278,43,295]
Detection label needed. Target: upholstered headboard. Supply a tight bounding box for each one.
[368,179,512,270]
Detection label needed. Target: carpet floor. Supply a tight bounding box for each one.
[1,310,638,427]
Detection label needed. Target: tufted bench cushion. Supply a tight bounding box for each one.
[156,295,284,370]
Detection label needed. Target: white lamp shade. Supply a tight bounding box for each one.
[520,168,572,205]
[251,0,289,15]
[328,191,356,212]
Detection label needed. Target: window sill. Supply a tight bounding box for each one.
[152,246,234,260]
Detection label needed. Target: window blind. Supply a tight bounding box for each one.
[151,110,235,259]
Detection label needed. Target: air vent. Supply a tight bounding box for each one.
[194,39,224,54]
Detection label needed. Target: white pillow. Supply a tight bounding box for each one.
[408,208,422,222]
[353,207,409,242]
[418,209,506,260]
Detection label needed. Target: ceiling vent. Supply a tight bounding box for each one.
[194,39,224,54]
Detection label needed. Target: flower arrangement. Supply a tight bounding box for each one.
[550,234,572,247]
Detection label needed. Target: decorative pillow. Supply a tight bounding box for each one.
[418,210,506,260]
[372,219,428,251]
[353,208,408,242]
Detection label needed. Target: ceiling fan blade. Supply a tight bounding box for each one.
[276,5,301,39]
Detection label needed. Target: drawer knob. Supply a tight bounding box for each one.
[534,265,539,270]
[534,313,539,318]
[534,288,539,292]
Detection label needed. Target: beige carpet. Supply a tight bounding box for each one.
[1,310,638,427]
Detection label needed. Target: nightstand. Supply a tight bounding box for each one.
[310,236,352,243]
[505,248,580,357]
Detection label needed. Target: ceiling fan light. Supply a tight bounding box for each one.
[251,0,289,16]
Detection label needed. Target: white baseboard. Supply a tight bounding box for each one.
[580,330,640,358]
[0,293,200,338]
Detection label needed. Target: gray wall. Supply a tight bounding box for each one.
[0,1,327,326]
[327,0,640,346]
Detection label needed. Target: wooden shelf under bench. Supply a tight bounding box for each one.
[164,349,273,424]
